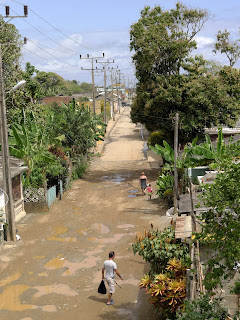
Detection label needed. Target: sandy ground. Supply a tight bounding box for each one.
[0,107,170,320]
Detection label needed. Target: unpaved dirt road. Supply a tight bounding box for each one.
[0,107,169,320]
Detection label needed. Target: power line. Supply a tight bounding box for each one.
[11,0,94,52]
[9,7,82,55]
[23,47,81,71]
[26,39,81,69]
[27,38,77,55]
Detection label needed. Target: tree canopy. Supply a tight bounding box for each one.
[130,3,240,144]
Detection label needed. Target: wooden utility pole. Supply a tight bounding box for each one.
[0,5,28,241]
[96,59,115,124]
[80,53,104,115]
[0,44,15,241]
[108,67,118,121]
[111,70,115,121]
[115,69,121,113]
[173,113,179,215]
[103,67,107,124]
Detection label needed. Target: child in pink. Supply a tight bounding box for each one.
[147,184,153,200]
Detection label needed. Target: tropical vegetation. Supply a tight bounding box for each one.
[132,226,191,319]
[130,3,240,145]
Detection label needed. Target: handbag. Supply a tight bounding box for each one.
[97,280,107,294]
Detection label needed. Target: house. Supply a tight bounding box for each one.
[0,156,27,224]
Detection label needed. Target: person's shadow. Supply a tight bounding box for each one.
[88,295,108,304]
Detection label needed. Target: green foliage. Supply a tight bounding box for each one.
[140,258,187,316]
[130,3,240,143]
[148,131,173,147]
[197,163,240,290]
[157,172,174,198]
[130,3,208,81]
[151,137,199,170]
[176,294,228,320]
[8,109,64,187]
[214,29,240,66]
[51,99,106,157]
[132,227,191,274]
[71,157,88,180]
[77,97,89,102]
[230,278,240,295]
[35,70,71,96]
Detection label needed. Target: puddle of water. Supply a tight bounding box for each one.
[0,272,22,287]
[33,284,78,298]
[128,194,137,198]
[102,174,126,184]
[128,189,139,193]
[47,226,76,243]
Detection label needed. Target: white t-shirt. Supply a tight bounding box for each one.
[103,259,117,279]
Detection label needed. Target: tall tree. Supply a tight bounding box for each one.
[130,3,209,82]
[130,4,210,144]
[130,5,240,144]
[0,18,24,110]
[213,29,240,67]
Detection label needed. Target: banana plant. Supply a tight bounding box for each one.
[190,127,226,169]
[8,110,61,181]
[150,137,199,170]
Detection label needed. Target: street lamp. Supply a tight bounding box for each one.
[0,78,26,242]
[8,80,26,93]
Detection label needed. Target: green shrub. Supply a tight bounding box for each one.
[157,172,174,200]
[132,226,191,274]
[176,294,228,320]
[140,258,187,316]
[148,130,173,147]
[230,278,240,295]
[163,188,174,207]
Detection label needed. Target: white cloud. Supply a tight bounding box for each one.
[195,36,215,48]
[21,29,134,82]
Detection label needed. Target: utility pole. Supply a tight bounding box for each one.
[0,5,28,241]
[108,67,118,121]
[0,44,15,241]
[111,69,115,121]
[173,113,179,215]
[115,69,121,113]
[96,59,115,125]
[80,53,104,115]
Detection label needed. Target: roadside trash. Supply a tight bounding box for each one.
[98,280,106,294]
[16,234,21,241]
[16,229,21,241]
[233,261,240,271]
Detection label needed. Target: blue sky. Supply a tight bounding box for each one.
[1,0,240,85]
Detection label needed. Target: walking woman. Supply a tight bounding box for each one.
[139,172,148,195]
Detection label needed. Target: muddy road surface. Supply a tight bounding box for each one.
[0,107,169,320]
